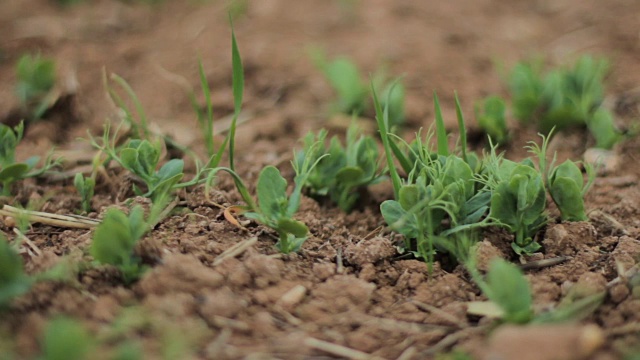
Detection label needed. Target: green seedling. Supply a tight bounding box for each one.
[508,56,622,149]
[190,23,244,170]
[40,317,92,360]
[548,160,594,221]
[0,233,33,309]
[311,50,405,125]
[312,51,368,116]
[0,122,58,196]
[489,161,547,255]
[527,132,595,222]
[15,54,56,120]
[295,123,385,212]
[377,92,491,266]
[90,127,204,202]
[91,205,150,284]
[74,173,95,214]
[379,79,406,128]
[468,255,605,324]
[475,95,509,145]
[207,142,325,253]
[472,258,534,324]
[244,158,324,254]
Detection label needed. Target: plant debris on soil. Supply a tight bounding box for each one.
[2,1,640,359]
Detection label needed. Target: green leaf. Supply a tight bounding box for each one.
[587,108,620,149]
[511,240,542,256]
[275,233,307,254]
[277,218,309,238]
[433,92,449,156]
[91,209,136,266]
[119,148,139,173]
[41,317,92,360]
[489,185,517,230]
[454,92,469,162]
[398,184,420,211]
[325,58,367,114]
[156,159,184,181]
[335,166,364,186]
[476,95,508,144]
[256,166,288,220]
[381,200,419,239]
[549,177,587,221]
[552,160,583,187]
[136,141,160,177]
[372,81,402,198]
[0,235,32,307]
[0,163,29,182]
[485,259,533,324]
[229,21,244,171]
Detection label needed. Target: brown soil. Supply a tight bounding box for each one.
[2,0,640,359]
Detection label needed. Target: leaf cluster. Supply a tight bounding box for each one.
[0,122,58,196]
[487,158,547,255]
[474,95,508,145]
[91,130,204,202]
[508,56,621,149]
[295,124,385,212]
[74,173,95,214]
[243,154,324,253]
[15,54,56,120]
[91,206,150,284]
[311,50,405,126]
[377,92,492,263]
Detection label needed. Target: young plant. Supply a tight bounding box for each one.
[312,50,405,125]
[295,123,385,212]
[0,233,33,309]
[15,54,56,120]
[468,255,605,324]
[377,92,491,265]
[527,132,595,222]
[244,157,324,254]
[91,205,150,284]
[74,173,95,214]
[379,77,406,128]
[311,51,368,116]
[190,24,244,170]
[489,161,547,255]
[90,128,204,202]
[40,317,93,360]
[508,56,622,149]
[471,258,534,324]
[475,95,509,145]
[0,122,58,196]
[547,160,594,221]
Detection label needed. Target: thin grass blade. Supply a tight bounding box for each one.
[433,92,449,156]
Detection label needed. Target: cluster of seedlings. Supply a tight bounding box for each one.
[0,24,633,358]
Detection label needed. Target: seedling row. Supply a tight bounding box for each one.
[0,24,633,359]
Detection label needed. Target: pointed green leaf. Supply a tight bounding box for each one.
[277,218,308,238]
[257,166,288,219]
[485,259,533,324]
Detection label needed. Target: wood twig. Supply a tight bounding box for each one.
[519,256,571,271]
[13,228,42,256]
[212,236,258,266]
[304,337,386,360]
[0,205,99,229]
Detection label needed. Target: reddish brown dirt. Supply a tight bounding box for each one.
[1,0,640,359]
